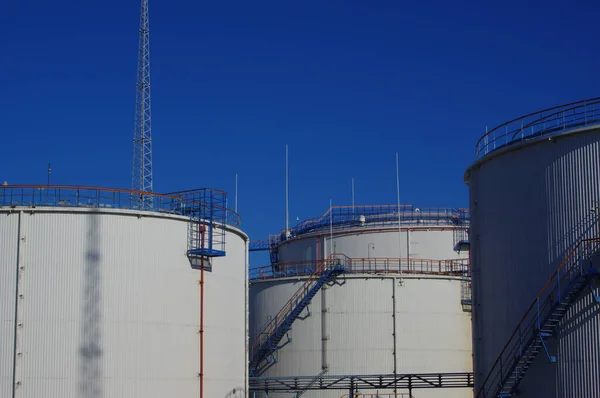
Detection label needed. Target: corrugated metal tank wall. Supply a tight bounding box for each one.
[466,126,600,397]
[250,227,472,398]
[0,207,248,398]
[278,228,459,262]
[0,214,18,398]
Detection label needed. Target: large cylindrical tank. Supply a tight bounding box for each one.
[466,101,600,398]
[0,186,248,398]
[250,206,472,398]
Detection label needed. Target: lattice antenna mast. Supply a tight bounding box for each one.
[132,0,153,208]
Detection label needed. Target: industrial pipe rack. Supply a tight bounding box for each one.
[249,372,474,395]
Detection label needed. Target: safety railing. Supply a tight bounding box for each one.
[475,97,600,158]
[0,184,241,227]
[476,237,600,398]
[250,372,474,392]
[283,205,470,239]
[250,257,470,280]
[167,188,241,227]
[260,205,470,265]
[349,257,469,275]
[250,259,322,280]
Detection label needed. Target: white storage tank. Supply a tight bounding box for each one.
[0,185,248,398]
[249,205,473,398]
[465,98,600,398]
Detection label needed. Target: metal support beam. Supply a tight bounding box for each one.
[249,372,474,392]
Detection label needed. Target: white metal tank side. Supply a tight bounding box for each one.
[249,274,472,398]
[0,207,248,398]
[466,126,600,397]
[278,227,460,262]
[0,212,19,398]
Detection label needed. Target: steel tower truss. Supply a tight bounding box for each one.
[131,0,153,208]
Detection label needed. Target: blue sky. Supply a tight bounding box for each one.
[1,0,599,263]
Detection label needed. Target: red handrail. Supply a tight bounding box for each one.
[250,257,470,281]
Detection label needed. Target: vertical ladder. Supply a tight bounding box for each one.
[181,189,227,258]
[461,264,472,312]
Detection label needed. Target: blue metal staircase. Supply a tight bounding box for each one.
[249,256,347,376]
[477,238,600,398]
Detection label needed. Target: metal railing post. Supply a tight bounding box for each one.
[519,323,523,356]
[557,268,561,303]
[520,118,524,141]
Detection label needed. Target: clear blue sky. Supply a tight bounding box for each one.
[1,0,598,262]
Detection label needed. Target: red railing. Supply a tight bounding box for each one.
[339,394,413,398]
[349,257,468,275]
[250,257,469,280]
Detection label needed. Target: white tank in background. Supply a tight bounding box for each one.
[466,98,600,398]
[250,205,473,398]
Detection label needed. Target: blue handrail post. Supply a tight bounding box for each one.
[520,118,524,141]
[208,192,214,252]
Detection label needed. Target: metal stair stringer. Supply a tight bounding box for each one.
[249,255,347,376]
[477,238,600,398]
